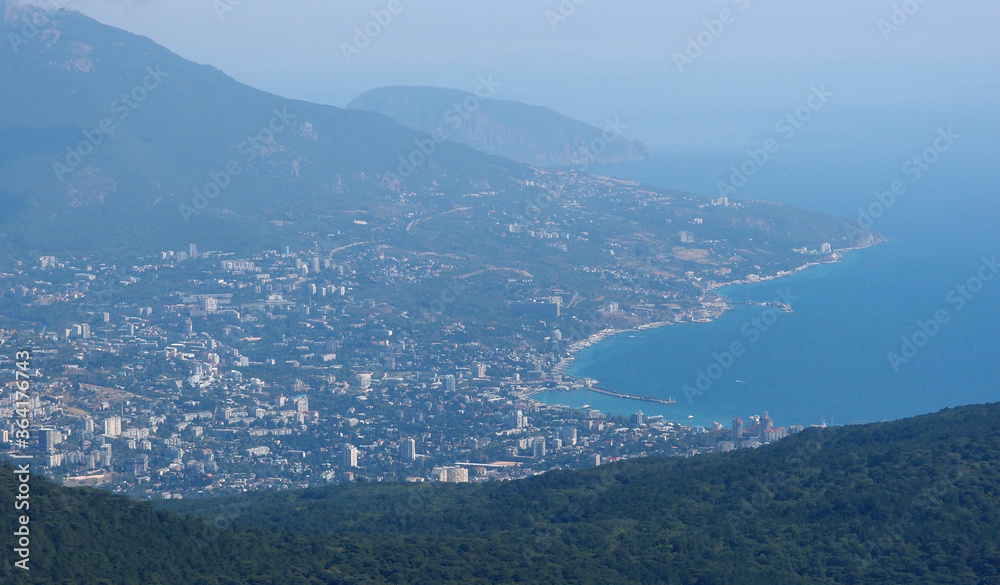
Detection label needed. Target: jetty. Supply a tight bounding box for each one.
[585,386,677,405]
[739,299,794,313]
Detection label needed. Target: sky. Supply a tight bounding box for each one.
[22,0,1000,152]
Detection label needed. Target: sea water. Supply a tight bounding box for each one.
[536,113,1000,428]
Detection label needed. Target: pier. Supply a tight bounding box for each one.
[739,300,794,313]
[585,386,677,405]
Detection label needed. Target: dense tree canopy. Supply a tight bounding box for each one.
[4,402,1000,583]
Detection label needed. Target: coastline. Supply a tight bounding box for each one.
[532,240,882,413]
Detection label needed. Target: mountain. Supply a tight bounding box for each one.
[0,1,879,346]
[4,402,1000,583]
[347,85,650,167]
[0,1,528,254]
[0,2,870,275]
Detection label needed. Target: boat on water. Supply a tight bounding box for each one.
[687,415,694,419]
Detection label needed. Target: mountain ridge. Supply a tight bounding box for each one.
[348,84,651,168]
[0,1,529,254]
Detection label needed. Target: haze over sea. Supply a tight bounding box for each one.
[536,107,1000,428]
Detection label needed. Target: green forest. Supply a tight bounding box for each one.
[4,402,1000,584]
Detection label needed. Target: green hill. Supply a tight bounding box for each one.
[4,402,1000,583]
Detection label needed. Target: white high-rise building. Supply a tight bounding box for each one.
[104,416,122,438]
[341,445,359,468]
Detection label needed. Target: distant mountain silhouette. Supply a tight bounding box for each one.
[348,85,650,167]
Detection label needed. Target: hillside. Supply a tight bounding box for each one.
[3,402,1000,583]
[348,85,650,167]
[0,2,875,303]
[0,1,527,255]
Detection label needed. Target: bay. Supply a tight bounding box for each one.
[536,115,1000,428]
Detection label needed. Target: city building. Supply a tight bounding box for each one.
[761,412,773,432]
[341,445,359,468]
[533,437,546,458]
[38,427,61,453]
[402,438,417,462]
[104,416,122,438]
[100,443,112,468]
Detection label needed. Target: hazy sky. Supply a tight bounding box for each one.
[24,0,1000,152]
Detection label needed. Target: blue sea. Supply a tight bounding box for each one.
[536,110,1000,428]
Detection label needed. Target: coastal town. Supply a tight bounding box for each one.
[0,227,836,498]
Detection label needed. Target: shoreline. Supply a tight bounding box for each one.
[533,241,881,414]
